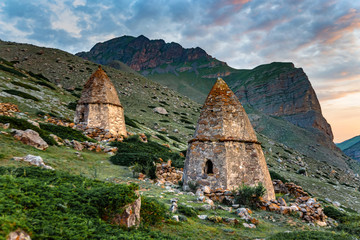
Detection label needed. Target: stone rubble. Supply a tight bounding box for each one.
[259,180,327,226]
[0,102,19,117]
[63,139,118,154]
[155,159,183,185]
[13,154,54,170]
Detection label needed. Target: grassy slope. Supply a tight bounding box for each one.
[337,135,360,151]
[0,41,201,147]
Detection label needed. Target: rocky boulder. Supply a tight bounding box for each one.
[12,129,48,150]
[13,154,54,170]
[110,194,141,228]
[153,107,168,115]
[7,229,31,240]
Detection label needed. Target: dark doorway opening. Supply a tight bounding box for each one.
[204,160,214,174]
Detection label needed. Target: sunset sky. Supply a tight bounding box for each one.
[0,0,359,143]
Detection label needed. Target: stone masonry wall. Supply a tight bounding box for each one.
[226,142,275,200]
[75,103,126,136]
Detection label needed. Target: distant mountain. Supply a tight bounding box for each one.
[337,135,360,162]
[75,35,350,169]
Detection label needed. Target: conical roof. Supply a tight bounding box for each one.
[191,78,257,142]
[78,66,122,107]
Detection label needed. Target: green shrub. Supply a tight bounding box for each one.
[337,215,360,236]
[0,115,57,146]
[156,134,168,142]
[39,123,94,143]
[0,57,14,67]
[66,101,77,111]
[159,119,170,123]
[29,71,50,82]
[125,115,140,129]
[268,231,354,240]
[234,183,266,209]
[0,64,27,78]
[11,81,40,91]
[168,135,182,143]
[185,126,196,130]
[178,205,198,217]
[140,196,169,226]
[3,89,40,101]
[269,170,288,183]
[180,119,193,124]
[323,206,347,220]
[34,80,56,90]
[110,136,185,178]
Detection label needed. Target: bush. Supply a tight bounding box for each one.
[268,231,354,240]
[125,115,140,129]
[67,101,77,111]
[269,170,288,183]
[0,115,57,146]
[177,205,198,217]
[323,206,347,220]
[0,167,176,240]
[3,89,40,101]
[185,126,195,130]
[156,134,168,142]
[110,136,185,178]
[234,183,266,209]
[11,81,40,91]
[0,64,27,78]
[168,135,182,143]
[337,215,360,236]
[140,196,169,226]
[29,71,50,82]
[34,80,56,90]
[39,123,94,143]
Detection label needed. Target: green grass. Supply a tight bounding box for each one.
[267,231,354,240]
[0,166,174,240]
[39,123,94,142]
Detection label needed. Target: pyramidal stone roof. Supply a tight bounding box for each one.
[191,78,257,142]
[78,66,122,107]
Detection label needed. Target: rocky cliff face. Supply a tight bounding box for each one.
[231,63,334,141]
[76,35,213,71]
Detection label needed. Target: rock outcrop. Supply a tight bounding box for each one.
[232,62,333,142]
[12,129,48,150]
[110,193,141,228]
[76,35,214,71]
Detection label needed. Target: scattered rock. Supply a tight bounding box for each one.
[110,193,141,228]
[242,223,256,229]
[197,215,208,220]
[7,229,31,240]
[13,129,48,150]
[13,154,54,170]
[0,123,10,129]
[27,119,40,128]
[72,140,84,151]
[153,107,168,115]
[0,103,19,117]
[172,215,179,222]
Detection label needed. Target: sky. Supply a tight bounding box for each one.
[0,0,359,143]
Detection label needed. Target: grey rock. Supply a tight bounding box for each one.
[153,107,168,115]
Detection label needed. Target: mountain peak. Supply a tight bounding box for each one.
[76,35,214,71]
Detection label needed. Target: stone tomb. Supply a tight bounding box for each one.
[183,78,275,200]
[74,66,127,137]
